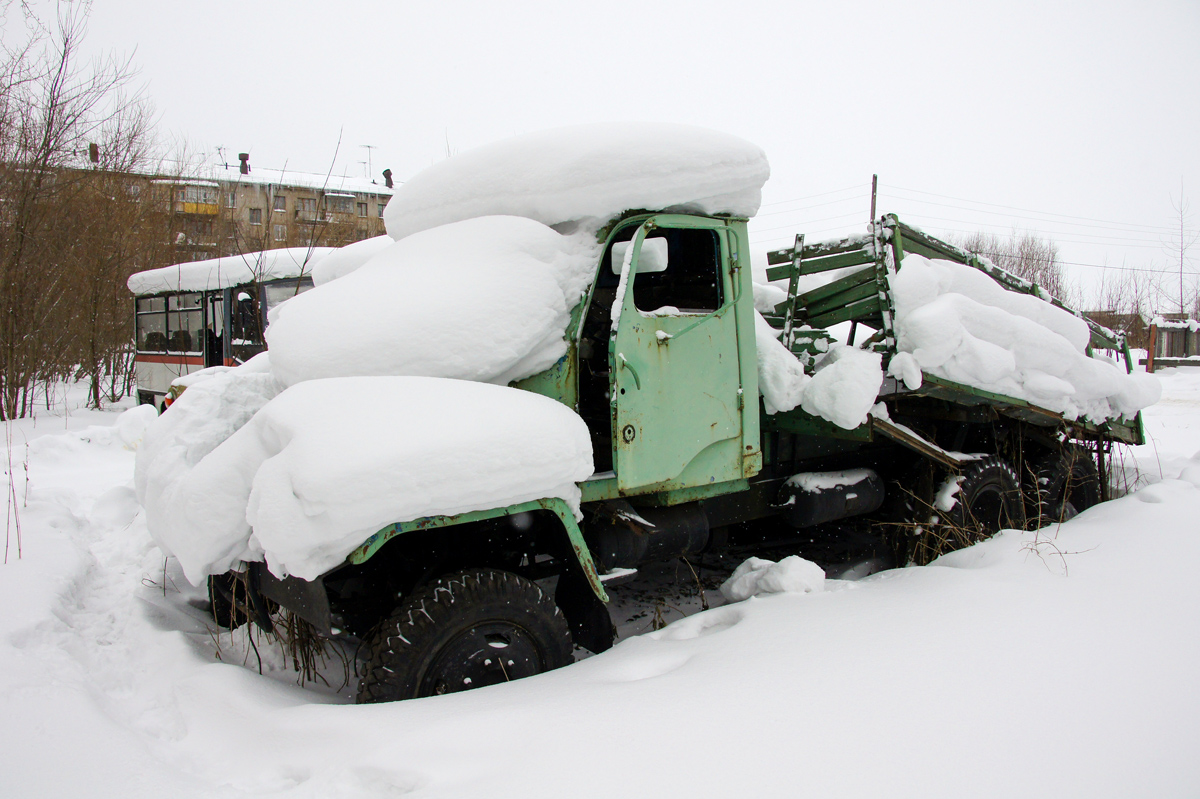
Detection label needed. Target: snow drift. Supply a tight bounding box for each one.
[383,122,770,240]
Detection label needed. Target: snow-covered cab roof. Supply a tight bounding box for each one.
[383,122,770,240]
[127,247,336,296]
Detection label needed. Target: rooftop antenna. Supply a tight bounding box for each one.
[360,144,377,182]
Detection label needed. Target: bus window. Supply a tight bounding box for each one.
[136,296,167,352]
[167,293,204,353]
[263,278,314,313]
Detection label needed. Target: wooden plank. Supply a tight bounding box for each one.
[804,280,879,317]
[767,234,872,265]
[807,296,881,328]
[767,249,874,280]
[796,265,874,306]
[765,263,793,282]
[798,249,875,274]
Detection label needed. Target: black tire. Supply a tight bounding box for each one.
[208,572,250,630]
[944,456,1027,535]
[356,569,573,703]
[909,456,1025,564]
[1031,445,1101,525]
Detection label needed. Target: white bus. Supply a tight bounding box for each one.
[127,247,332,410]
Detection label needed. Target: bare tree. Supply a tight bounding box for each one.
[0,4,160,417]
[1167,182,1198,315]
[952,229,1072,303]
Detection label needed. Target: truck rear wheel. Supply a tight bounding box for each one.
[908,456,1025,564]
[943,456,1026,541]
[356,569,573,703]
[1031,445,1101,525]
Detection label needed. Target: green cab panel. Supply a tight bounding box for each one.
[610,216,745,493]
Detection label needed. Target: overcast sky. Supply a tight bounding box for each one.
[13,0,1200,304]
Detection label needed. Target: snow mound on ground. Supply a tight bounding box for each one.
[383,123,770,240]
[892,254,1160,420]
[127,247,332,294]
[309,234,393,286]
[266,216,600,388]
[721,555,826,602]
[142,376,594,584]
[754,311,882,428]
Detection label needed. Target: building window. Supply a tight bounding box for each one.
[357,202,368,217]
[324,195,354,214]
[249,208,263,225]
[273,195,286,212]
[225,191,236,208]
[178,185,217,204]
[273,224,287,242]
[378,203,386,218]
[296,197,317,214]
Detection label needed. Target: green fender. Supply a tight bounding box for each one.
[345,497,609,603]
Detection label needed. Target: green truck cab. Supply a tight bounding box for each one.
[214,209,1142,702]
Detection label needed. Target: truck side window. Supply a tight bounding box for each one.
[630,228,722,314]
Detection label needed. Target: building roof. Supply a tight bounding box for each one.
[195,162,394,197]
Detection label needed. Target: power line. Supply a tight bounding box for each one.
[750,212,870,235]
[883,183,1183,234]
[880,190,1188,240]
[760,183,867,208]
[754,194,870,219]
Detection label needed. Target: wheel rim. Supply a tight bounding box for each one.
[419,621,547,697]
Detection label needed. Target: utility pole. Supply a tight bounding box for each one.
[870,174,878,222]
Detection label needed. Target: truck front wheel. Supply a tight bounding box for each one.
[356,569,573,703]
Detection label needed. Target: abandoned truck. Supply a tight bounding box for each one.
[132,124,1156,703]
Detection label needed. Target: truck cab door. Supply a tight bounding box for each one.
[609,215,746,493]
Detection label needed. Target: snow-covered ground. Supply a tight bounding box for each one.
[3,370,1200,798]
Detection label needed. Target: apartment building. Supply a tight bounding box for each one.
[160,155,394,261]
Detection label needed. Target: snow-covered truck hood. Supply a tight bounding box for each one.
[137,374,594,584]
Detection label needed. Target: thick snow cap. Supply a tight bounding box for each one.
[127,247,333,295]
[383,122,770,240]
[266,215,599,388]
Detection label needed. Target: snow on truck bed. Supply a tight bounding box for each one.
[888,254,1160,421]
